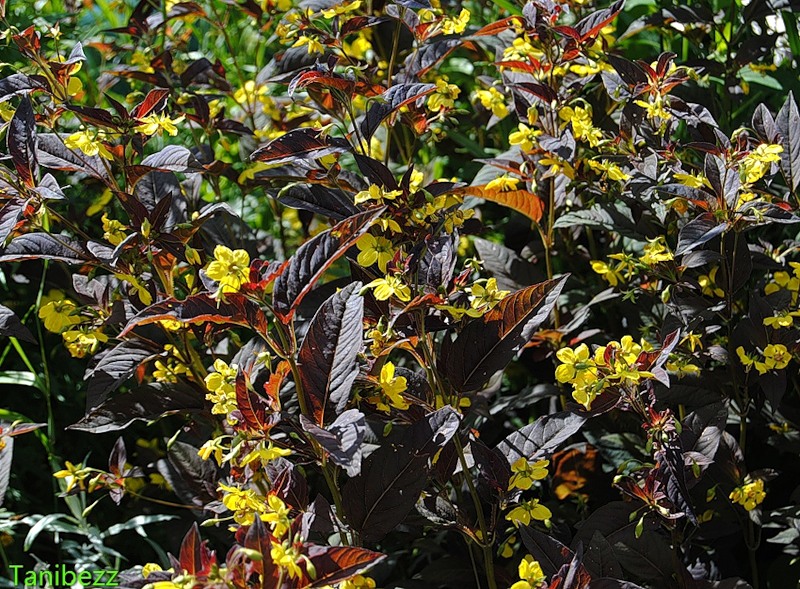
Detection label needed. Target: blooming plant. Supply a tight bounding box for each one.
[0,0,799,588]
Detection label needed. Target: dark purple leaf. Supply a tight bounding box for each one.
[250,128,350,165]
[497,411,586,464]
[272,208,383,322]
[8,95,37,187]
[776,90,800,190]
[68,383,203,433]
[360,83,436,140]
[298,283,364,425]
[0,233,93,264]
[300,409,366,477]
[343,407,459,541]
[0,303,35,343]
[278,184,360,220]
[675,212,727,256]
[84,340,163,410]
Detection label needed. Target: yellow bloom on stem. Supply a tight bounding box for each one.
[321,0,361,18]
[62,327,108,358]
[261,494,292,537]
[468,278,509,309]
[292,34,325,55]
[356,234,395,272]
[475,87,508,119]
[739,144,782,184]
[441,8,470,34]
[205,359,239,422]
[39,298,82,333]
[674,171,710,189]
[559,105,602,146]
[588,159,630,181]
[354,184,403,205]
[270,541,303,579]
[763,311,796,328]
[102,214,128,246]
[134,113,184,137]
[205,245,251,295]
[763,343,790,371]
[506,499,552,526]
[219,483,266,526]
[54,461,90,492]
[509,122,542,152]
[240,441,292,467]
[341,575,376,589]
[365,274,411,302]
[640,237,673,265]
[698,266,724,298]
[730,479,766,511]
[485,175,520,192]
[427,78,460,111]
[634,94,671,120]
[554,344,596,386]
[64,129,114,159]
[591,260,624,286]
[509,458,549,490]
[510,555,546,589]
[368,361,409,412]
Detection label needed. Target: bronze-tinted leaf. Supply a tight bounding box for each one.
[250,128,350,165]
[360,83,436,141]
[301,544,385,588]
[272,208,383,322]
[497,411,586,464]
[439,275,567,393]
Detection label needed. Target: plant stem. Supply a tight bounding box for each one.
[453,436,497,589]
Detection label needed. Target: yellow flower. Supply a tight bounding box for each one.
[506,499,552,526]
[634,95,671,120]
[764,270,800,297]
[730,479,766,511]
[356,234,395,272]
[509,123,542,152]
[591,260,624,286]
[442,8,470,34]
[674,171,710,189]
[485,175,520,192]
[365,274,411,302]
[54,461,90,492]
[341,575,376,589]
[475,87,508,119]
[736,346,766,374]
[763,343,790,371]
[62,328,108,358]
[587,159,630,181]
[205,245,250,295]
[219,483,267,526]
[763,311,796,328]
[468,278,509,309]
[233,80,269,106]
[354,184,403,205]
[134,113,184,136]
[270,541,303,579]
[510,555,546,589]
[559,105,602,147]
[115,273,153,305]
[740,144,782,184]
[205,359,239,423]
[39,298,82,333]
[102,214,127,246]
[640,237,673,265]
[0,102,15,122]
[509,458,549,491]
[368,361,409,412]
[64,129,114,159]
[698,267,724,298]
[554,344,596,386]
[240,441,292,467]
[198,437,228,465]
[293,34,325,54]
[427,78,460,111]
[321,0,361,18]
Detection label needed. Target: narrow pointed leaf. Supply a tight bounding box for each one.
[298,283,364,425]
[439,276,567,393]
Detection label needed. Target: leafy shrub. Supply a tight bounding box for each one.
[0,0,799,588]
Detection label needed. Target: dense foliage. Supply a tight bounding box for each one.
[1,0,799,587]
